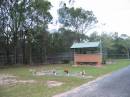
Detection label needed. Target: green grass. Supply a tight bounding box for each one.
[0,59,130,97]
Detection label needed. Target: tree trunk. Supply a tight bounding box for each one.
[13,32,18,64]
[5,37,10,65]
[6,48,10,65]
[41,48,44,63]
[29,44,32,65]
[44,46,47,64]
[127,50,129,59]
[22,39,26,64]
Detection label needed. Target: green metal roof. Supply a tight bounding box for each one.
[70,41,100,48]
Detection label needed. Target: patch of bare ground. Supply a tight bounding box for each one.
[0,74,36,86]
[47,81,63,88]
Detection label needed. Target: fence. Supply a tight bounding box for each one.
[0,53,129,65]
[0,52,73,65]
[105,54,129,59]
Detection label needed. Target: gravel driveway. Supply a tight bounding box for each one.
[53,65,130,97]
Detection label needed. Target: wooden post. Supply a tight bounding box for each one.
[100,40,102,65]
[73,48,76,65]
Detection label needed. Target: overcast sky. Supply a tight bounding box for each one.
[48,0,130,35]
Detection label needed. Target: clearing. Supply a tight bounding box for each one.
[0,59,130,97]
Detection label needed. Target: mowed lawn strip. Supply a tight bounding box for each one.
[0,59,130,97]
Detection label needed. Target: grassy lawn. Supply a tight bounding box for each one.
[0,59,130,97]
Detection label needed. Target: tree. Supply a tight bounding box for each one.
[59,28,88,49]
[0,0,52,65]
[100,33,114,58]
[89,31,100,42]
[100,32,130,59]
[47,28,88,54]
[116,34,130,59]
[31,0,52,63]
[0,0,33,64]
[0,0,15,64]
[58,4,97,42]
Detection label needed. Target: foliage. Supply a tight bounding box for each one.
[58,3,97,41]
[0,0,52,64]
[47,28,88,54]
[89,32,130,59]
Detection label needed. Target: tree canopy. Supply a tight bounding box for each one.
[58,4,97,35]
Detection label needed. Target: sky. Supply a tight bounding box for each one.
[48,0,130,36]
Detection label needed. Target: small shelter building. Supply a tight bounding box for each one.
[71,41,102,66]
